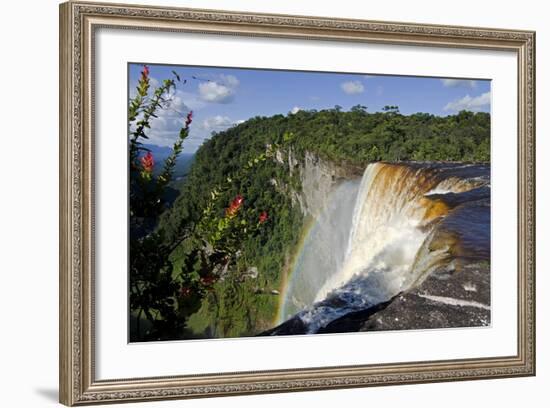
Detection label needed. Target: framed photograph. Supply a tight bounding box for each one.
[59,1,536,405]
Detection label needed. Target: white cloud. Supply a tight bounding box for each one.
[129,88,193,147]
[441,79,477,88]
[178,115,243,152]
[198,82,233,103]
[177,90,207,111]
[201,115,235,131]
[220,74,239,88]
[341,80,365,95]
[130,74,239,149]
[444,91,491,112]
[149,76,160,89]
[198,74,240,103]
[290,106,302,114]
[129,73,244,149]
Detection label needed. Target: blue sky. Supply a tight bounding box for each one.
[129,63,491,152]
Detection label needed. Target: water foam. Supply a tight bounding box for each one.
[278,162,487,332]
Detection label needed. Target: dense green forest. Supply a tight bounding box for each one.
[152,107,490,338]
[175,107,490,173]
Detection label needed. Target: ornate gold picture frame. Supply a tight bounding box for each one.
[59,1,535,405]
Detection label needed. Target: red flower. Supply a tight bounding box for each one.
[140,151,154,173]
[234,195,244,206]
[259,211,269,224]
[185,111,193,127]
[200,275,216,286]
[225,195,244,218]
[141,65,150,80]
[179,286,192,297]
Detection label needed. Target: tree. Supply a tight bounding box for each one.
[351,104,368,114]
[382,105,400,113]
[128,66,278,341]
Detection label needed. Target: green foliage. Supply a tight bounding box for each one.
[128,65,197,341]
[128,66,275,341]
[155,106,490,339]
[128,68,188,221]
[181,108,489,168]
[131,77,490,340]
[156,122,305,337]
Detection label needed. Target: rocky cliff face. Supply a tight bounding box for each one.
[262,157,491,336]
[274,148,361,219]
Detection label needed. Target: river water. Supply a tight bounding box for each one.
[277,162,490,334]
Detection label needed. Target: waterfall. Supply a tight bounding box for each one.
[315,163,449,302]
[278,162,489,333]
[279,180,360,319]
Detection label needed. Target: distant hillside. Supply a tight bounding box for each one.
[140,144,195,179]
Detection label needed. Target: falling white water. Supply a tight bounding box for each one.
[280,180,360,320]
[278,162,490,333]
[424,176,487,196]
[315,163,433,302]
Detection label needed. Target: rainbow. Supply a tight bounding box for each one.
[274,215,318,325]
[273,178,360,325]
[271,162,487,329]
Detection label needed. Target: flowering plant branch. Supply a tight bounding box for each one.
[128,65,273,341]
[128,66,192,221]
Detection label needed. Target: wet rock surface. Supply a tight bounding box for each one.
[360,259,490,332]
[261,259,490,336]
[264,161,491,336]
[260,298,394,336]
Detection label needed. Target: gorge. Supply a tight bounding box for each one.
[269,159,490,335]
[152,109,491,339]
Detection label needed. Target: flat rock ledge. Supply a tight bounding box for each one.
[359,259,490,332]
[260,259,490,336]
